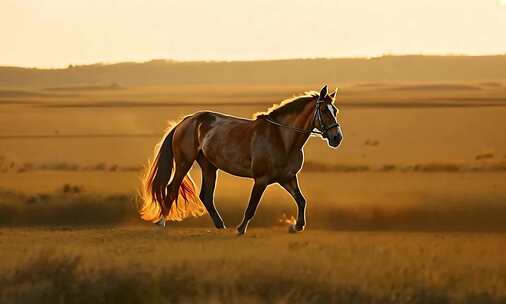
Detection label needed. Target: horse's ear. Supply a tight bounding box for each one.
[319,84,328,99]
[329,88,338,100]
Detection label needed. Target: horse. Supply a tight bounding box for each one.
[138,84,343,235]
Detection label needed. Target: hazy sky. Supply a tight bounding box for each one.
[2,0,506,68]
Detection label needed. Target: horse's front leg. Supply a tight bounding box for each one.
[280,177,307,233]
[237,181,267,235]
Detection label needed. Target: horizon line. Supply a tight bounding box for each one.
[2,53,506,70]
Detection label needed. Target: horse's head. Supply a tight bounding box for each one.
[314,85,343,148]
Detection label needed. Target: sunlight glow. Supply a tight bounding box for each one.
[1,0,505,68]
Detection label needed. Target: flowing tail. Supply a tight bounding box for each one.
[139,126,205,222]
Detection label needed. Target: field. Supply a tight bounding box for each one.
[1,228,506,303]
[1,72,506,302]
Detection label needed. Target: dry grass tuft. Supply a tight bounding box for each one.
[0,191,135,227]
[475,152,495,160]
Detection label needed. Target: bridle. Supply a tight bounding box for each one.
[264,98,340,138]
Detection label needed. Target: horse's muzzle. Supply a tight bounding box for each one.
[328,133,343,148]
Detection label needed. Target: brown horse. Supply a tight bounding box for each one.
[139,84,343,234]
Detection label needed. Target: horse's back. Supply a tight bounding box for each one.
[191,111,259,177]
[193,110,253,124]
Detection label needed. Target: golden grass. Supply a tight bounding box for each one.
[3,159,506,174]
[1,172,506,232]
[1,228,505,303]
[1,82,505,168]
[0,81,505,302]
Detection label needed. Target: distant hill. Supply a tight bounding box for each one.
[1,56,506,88]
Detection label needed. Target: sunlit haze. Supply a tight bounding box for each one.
[1,0,506,68]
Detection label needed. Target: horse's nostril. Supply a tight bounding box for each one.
[332,134,342,145]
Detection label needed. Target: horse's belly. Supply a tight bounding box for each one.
[217,163,253,178]
[202,146,253,177]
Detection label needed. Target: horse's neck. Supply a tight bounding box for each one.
[275,103,314,152]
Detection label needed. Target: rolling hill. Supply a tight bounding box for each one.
[1,55,506,88]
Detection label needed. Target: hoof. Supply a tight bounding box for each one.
[215,222,227,229]
[288,224,304,233]
[155,218,166,228]
[236,226,246,236]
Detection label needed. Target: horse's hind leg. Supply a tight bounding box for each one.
[166,159,193,203]
[197,153,225,229]
[165,120,199,204]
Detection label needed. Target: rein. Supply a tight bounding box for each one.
[264,116,323,135]
[264,99,339,137]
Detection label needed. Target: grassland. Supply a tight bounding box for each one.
[1,172,506,233]
[1,228,506,303]
[1,75,506,303]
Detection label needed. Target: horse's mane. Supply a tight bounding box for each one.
[254,91,319,119]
